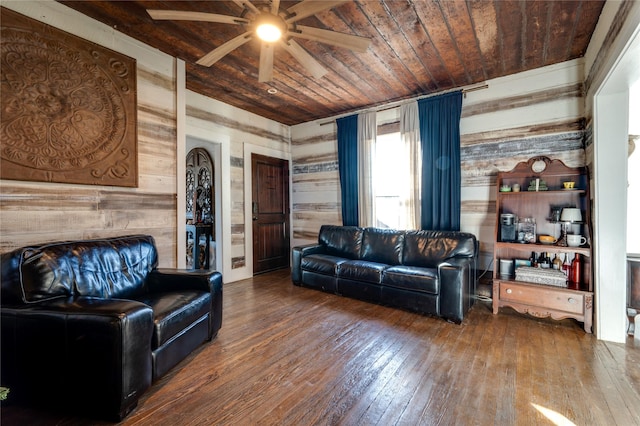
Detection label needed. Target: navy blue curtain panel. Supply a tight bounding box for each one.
[337,114,359,226]
[418,91,463,231]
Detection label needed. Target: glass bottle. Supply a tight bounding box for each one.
[530,251,537,267]
[570,253,582,286]
[562,253,571,277]
[552,253,562,270]
[538,252,547,268]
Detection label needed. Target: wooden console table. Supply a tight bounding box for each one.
[187,224,213,270]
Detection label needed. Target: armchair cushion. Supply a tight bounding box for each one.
[12,235,157,303]
[137,291,211,348]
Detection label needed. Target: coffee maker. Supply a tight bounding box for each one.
[500,213,517,242]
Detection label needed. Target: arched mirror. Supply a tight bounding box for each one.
[186,148,214,269]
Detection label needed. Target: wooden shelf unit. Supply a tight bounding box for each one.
[492,156,593,333]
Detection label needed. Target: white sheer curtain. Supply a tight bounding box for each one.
[400,101,421,230]
[358,111,377,227]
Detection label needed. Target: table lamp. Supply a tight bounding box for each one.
[557,207,582,247]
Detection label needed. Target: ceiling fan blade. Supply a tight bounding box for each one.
[285,0,348,23]
[271,0,281,15]
[279,39,327,79]
[196,32,253,67]
[259,43,275,83]
[231,0,260,14]
[147,10,248,25]
[292,25,371,53]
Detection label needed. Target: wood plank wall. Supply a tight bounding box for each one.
[290,59,587,270]
[0,2,180,266]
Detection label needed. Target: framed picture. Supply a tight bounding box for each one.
[1,8,137,187]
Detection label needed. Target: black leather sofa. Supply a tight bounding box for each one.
[292,225,477,323]
[0,235,222,421]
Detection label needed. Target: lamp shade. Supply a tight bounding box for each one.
[560,207,582,222]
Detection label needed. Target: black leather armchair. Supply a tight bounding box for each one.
[1,235,222,421]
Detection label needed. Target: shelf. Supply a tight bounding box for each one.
[495,241,590,256]
[494,278,588,292]
[498,189,586,196]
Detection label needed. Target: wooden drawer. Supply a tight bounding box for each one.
[499,282,584,315]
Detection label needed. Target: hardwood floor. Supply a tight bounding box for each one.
[3,269,640,425]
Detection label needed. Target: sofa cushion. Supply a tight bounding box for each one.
[301,254,349,276]
[136,290,211,348]
[361,228,404,265]
[382,265,439,295]
[318,225,363,259]
[338,260,387,284]
[402,230,476,268]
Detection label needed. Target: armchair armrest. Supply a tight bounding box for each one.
[438,257,476,324]
[147,269,223,338]
[147,268,222,293]
[291,244,326,284]
[1,297,154,421]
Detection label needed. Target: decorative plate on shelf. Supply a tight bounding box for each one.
[532,159,547,173]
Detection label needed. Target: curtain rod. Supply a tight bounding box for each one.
[318,83,488,126]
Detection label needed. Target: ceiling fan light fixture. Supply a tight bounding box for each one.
[255,13,286,43]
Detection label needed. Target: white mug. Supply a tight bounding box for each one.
[567,234,587,247]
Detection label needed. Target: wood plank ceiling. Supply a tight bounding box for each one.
[56,1,606,126]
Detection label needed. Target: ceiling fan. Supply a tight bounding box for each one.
[147,0,371,83]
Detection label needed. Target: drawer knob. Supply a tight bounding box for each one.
[568,297,576,304]
[506,288,512,294]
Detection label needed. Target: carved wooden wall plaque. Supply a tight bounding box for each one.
[1,8,138,187]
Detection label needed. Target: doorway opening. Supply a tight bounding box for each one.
[186,147,215,270]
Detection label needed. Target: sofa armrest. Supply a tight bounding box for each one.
[438,257,476,324]
[147,269,223,338]
[1,297,154,421]
[291,244,326,284]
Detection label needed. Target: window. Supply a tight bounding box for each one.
[373,132,416,229]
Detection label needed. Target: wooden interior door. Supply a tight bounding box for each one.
[252,154,290,274]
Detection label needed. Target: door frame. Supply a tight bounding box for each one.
[592,20,640,342]
[244,143,291,276]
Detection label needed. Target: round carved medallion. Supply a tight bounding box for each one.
[1,27,129,172]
